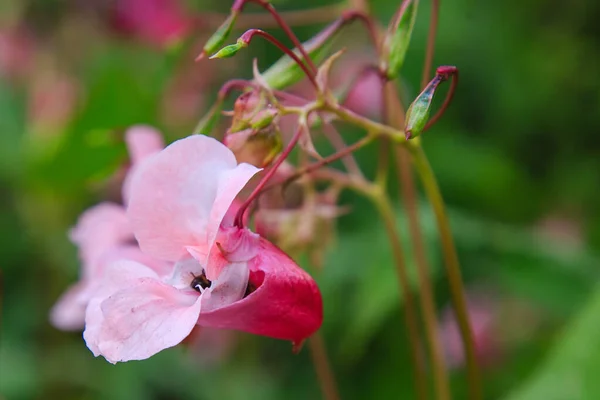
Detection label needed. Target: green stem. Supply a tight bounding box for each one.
[371,192,428,400]
[324,102,406,142]
[396,145,451,400]
[408,142,482,400]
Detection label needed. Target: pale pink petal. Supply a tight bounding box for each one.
[51,246,166,331]
[122,125,165,203]
[166,257,203,290]
[198,238,322,343]
[201,261,249,312]
[95,279,201,363]
[83,259,161,357]
[205,164,260,271]
[50,282,88,331]
[70,202,132,276]
[125,125,165,165]
[128,135,258,262]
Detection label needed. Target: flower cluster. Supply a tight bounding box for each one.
[51,126,322,363]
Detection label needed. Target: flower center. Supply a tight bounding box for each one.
[190,270,212,293]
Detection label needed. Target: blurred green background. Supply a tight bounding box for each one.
[1,0,600,399]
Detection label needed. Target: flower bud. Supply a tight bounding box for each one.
[404,84,434,139]
[225,127,282,168]
[380,0,419,80]
[405,66,456,139]
[229,91,264,133]
[196,12,238,61]
[209,39,247,59]
[250,108,278,130]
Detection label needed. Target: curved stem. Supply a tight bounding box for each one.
[421,0,440,89]
[280,134,374,189]
[233,0,317,73]
[196,4,345,30]
[240,29,318,87]
[371,193,428,400]
[408,142,482,400]
[234,123,304,227]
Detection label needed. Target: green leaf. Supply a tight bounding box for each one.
[504,285,600,400]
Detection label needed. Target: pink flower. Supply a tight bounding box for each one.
[84,135,323,363]
[109,0,191,47]
[50,126,165,330]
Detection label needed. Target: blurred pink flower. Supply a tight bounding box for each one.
[50,126,165,330]
[0,27,33,81]
[109,0,191,47]
[84,135,323,363]
[438,293,501,369]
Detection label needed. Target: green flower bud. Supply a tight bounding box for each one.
[380,0,419,80]
[197,12,238,61]
[405,79,437,139]
[209,39,247,59]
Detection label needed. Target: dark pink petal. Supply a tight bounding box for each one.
[128,135,259,263]
[198,238,323,343]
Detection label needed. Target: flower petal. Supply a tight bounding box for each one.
[128,135,258,262]
[125,125,165,165]
[201,261,249,312]
[122,125,165,203]
[50,282,88,331]
[69,202,132,275]
[95,279,200,363]
[198,238,322,343]
[84,259,161,357]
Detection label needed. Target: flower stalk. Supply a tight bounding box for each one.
[408,141,482,400]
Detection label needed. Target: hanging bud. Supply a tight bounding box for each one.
[196,12,238,61]
[379,0,419,80]
[209,39,247,59]
[405,66,457,139]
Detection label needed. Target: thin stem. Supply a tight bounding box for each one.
[234,123,305,227]
[324,102,406,142]
[397,146,451,400]
[308,333,340,400]
[196,4,345,30]
[240,29,318,88]
[408,142,482,400]
[321,121,364,178]
[233,0,317,73]
[372,193,428,400]
[421,0,440,89]
[388,79,452,399]
[267,135,374,193]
